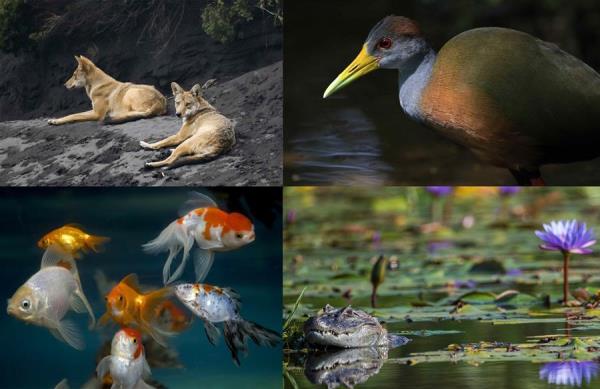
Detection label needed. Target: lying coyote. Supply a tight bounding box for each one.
[48,55,166,125]
[140,82,236,168]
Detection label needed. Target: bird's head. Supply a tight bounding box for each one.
[323,16,430,98]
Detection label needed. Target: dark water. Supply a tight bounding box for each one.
[284,0,600,185]
[286,320,600,389]
[0,188,282,389]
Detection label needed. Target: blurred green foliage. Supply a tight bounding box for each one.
[0,0,33,52]
[201,0,282,43]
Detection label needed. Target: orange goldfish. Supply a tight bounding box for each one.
[38,225,109,257]
[99,274,174,346]
[155,300,192,333]
[143,192,255,285]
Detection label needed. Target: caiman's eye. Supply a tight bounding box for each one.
[378,37,392,49]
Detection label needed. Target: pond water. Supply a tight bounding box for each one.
[283,187,600,388]
[0,188,282,389]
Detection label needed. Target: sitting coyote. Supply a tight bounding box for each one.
[48,55,167,125]
[140,82,236,168]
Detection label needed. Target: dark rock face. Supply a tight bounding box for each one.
[0,0,282,121]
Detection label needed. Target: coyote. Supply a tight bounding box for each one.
[48,55,167,125]
[140,82,236,168]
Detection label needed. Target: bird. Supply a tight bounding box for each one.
[323,16,600,185]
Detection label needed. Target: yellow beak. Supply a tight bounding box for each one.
[323,44,380,98]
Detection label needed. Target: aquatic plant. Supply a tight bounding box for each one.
[499,186,521,196]
[539,361,600,386]
[426,186,453,197]
[535,220,596,305]
[370,255,387,308]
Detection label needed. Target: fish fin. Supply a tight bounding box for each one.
[143,354,152,377]
[98,311,112,327]
[51,319,85,350]
[193,249,215,283]
[54,378,69,389]
[178,191,218,216]
[203,319,221,346]
[96,355,112,380]
[94,270,116,297]
[141,287,175,346]
[165,235,194,285]
[73,285,96,329]
[143,220,186,255]
[87,234,110,253]
[41,244,75,269]
[162,247,180,285]
[121,274,142,293]
[222,288,241,311]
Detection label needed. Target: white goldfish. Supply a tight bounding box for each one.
[7,255,95,350]
[96,328,155,389]
[143,192,255,285]
[174,283,280,365]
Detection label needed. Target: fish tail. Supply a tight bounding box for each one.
[223,319,281,366]
[143,220,187,255]
[86,234,110,253]
[140,287,175,345]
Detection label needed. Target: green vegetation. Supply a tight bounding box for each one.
[201,0,282,43]
[0,0,33,52]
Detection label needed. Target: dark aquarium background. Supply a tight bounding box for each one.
[0,187,282,388]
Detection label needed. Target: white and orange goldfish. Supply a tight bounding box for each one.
[143,192,255,285]
[174,283,280,365]
[7,253,95,350]
[96,328,155,389]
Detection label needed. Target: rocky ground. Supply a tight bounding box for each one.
[0,61,282,186]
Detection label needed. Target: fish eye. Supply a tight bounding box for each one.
[21,299,30,310]
[118,295,123,302]
[378,37,392,50]
[236,233,244,239]
[133,338,137,344]
[104,296,108,301]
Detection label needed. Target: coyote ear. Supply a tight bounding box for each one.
[171,82,183,95]
[191,84,202,97]
[78,55,93,71]
[74,55,81,64]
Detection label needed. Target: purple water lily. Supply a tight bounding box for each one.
[536,220,596,254]
[535,220,596,305]
[540,361,600,387]
[426,186,453,197]
[499,186,521,196]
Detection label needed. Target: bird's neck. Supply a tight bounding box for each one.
[398,49,436,122]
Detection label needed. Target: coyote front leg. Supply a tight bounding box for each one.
[48,109,104,125]
[140,126,195,150]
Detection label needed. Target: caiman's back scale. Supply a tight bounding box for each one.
[324,16,600,185]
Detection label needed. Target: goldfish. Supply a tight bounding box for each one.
[96,328,155,389]
[174,283,280,365]
[143,192,255,285]
[7,256,95,350]
[155,300,192,333]
[38,225,110,258]
[99,274,174,346]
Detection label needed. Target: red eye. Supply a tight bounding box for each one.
[378,37,392,49]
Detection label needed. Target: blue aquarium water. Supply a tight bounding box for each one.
[0,188,282,389]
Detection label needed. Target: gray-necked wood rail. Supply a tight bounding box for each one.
[323,16,600,186]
